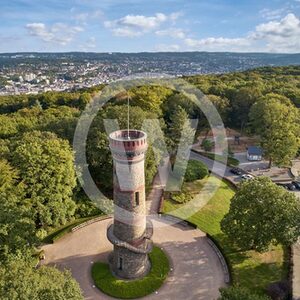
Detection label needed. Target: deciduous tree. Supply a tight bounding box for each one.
[0,259,84,300]
[11,131,77,229]
[249,93,300,167]
[221,177,300,252]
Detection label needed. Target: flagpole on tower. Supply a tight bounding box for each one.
[127,93,130,139]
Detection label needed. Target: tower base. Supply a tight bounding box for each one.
[107,223,153,279]
[109,246,151,279]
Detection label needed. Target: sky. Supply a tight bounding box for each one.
[0,0,300,53]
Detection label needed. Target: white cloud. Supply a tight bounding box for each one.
[184,37,251,51]
[80,37,97,51]
[104,12,180,37]
[87,36,96,48]
[73,10,103,22]
[259,8,289,20]
[154,44,180,51]
[110,27,142,37]
[73,13,89,22]
[182,13,300,53]
[252,13,300,52]
[155,28,186,39]
[170,12,183,22]
[254,13,300,38]
[26,23,84,45]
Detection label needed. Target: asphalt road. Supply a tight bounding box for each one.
[189,151,241,185]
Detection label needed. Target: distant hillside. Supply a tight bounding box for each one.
[0,52,299,75]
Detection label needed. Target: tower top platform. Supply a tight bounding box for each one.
[109,130,147,153]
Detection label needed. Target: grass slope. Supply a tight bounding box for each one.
[163,176,288,294]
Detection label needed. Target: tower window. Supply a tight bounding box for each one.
[135,192,140,206]
[118,257,123,270]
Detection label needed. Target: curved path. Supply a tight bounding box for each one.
[42,217,226,300]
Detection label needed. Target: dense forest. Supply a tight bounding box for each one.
[0,65,300,299]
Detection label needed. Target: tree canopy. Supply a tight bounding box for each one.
[0,259,83,300]
[11,131,77,229]
[250,93,300,167]
[221,177,300,252]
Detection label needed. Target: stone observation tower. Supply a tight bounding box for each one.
[107,129,153,279]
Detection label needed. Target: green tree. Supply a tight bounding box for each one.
[162,93,200,121]
[0,159,19,193]
[129,85,173,116]
[230,87,262,132]
[168,106,195,151]
[77,92,91,110]
[221,177,300,252]
[11,131,77,229]
[0,259,83,300]
[207,94,230,124]
[0,190,37,263]
[219,286,270,300]
[250,93,300,167]
[167,106,196,186]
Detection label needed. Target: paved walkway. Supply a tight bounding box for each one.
[146,161,167,214]
[42,217,226,300]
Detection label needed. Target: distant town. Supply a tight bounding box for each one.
[1,52,300,95]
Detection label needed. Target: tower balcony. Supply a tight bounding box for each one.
[106,222,153,254]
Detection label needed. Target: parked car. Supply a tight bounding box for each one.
[276,182,296,191]
[241,174,254,180]
[230,168,242,175]
[292,181,300,190]
[286,183,296,191]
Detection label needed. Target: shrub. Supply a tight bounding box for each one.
[184,160,208,182]
[201,139,214,152]
[170,191,192,204]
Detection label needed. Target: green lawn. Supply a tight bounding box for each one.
[163,176,288,295]
[91,246,169,299]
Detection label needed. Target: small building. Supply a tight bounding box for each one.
[247,146,263,161]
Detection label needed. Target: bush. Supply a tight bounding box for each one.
[201,139,214,152]
[184,160,209,182]
[219,286,270,300]
[170,191,192,204]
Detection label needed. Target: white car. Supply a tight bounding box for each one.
[241,174,254,180]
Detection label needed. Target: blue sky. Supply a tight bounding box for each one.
[0,0,300,53]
